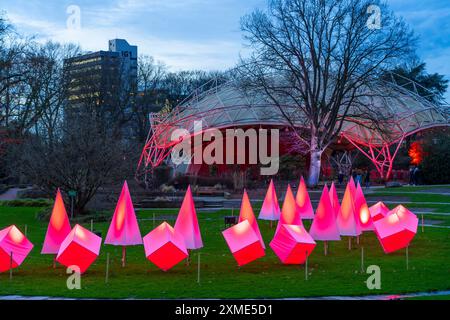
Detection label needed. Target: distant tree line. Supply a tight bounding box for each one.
[0,13,227,215]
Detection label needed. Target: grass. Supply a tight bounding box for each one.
[382,185,450,192]
[368,192,450,204]
[0,202,450,300]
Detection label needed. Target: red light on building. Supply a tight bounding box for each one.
[408,141,424,165]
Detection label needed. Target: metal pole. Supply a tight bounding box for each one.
[197,253,201,284]
[105,253,110,284]
[24,224,28,237]
[90,219,94,232]
[9,252,13,281]
[305,251,308,281]
[122,246,126,268]
[153,213,155,229]
[361,247,364,273]
[406,246,409,271]
[71,196,74,219]
[348,237,352,250]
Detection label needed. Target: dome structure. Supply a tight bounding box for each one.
[137,75,449,180]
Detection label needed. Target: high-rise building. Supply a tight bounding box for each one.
[64,39,138,108]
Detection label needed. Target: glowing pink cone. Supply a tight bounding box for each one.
[0,226,34,273]
[329,182,340,218]
[239,190,265,249]
[337,182,361,237]
[174,186,203,250]
[143,222,188,271]
[374,206,418,254]
[222,220,265,266]
[354,184,374,232]
[309,185,341,241]
[105,181,142,246]
[370,202,390,222]
[258,180,281,220]
[349,177,357,196]
[276,185,303,233]
[270,224,316,265]
[56,224,101,274]
[42,189,72,254]
[296,177,315,219]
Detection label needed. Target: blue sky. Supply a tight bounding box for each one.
[1,0,449,100]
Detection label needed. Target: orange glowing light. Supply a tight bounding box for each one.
[360,206,370,224]
[388,213,400,225]
[115,199,126,231]
[408,141,425,165]
[10,226,24,243]
[234,222,250,235]
[289,225,303,234]
[50,191,67,231]
[75,226,87,240]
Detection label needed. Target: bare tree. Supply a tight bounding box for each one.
[133,55,168,142]
[11,109,132,215]
[238,0,416,186]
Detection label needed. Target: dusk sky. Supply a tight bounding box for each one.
[2,0,449,100]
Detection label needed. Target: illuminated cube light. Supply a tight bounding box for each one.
[373,205,418,254]
[369,202,390,222]
[239,190,265,248]
[222,220,265,267]
[0,225,34,273]
[270,224,316,265]
[143,222,188,271]
[56,224,102,274]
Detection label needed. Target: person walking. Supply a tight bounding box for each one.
[338,170,344,185]
[414,166,420,185]
[409,166,415,185]
[356,169,363,186]
[364,169,371,189]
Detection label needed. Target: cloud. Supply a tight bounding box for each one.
[6,9,243,71]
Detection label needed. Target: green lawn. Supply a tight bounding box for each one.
[368,192,450,204]
[0,203,450,299]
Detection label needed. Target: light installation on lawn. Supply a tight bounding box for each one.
[258,179,281,221]
[296,177,315,219]
[276,185,303,234]
[143,222,188,271]
[0,225,33,273]
[1,180,423,274]
[174,185,203,250]
[373,205,419,254]
[238,190,265,248]
[56,224,101,274]
[42,189,72,255]
[105,181,143,267]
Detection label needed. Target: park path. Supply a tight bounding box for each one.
[0,187,30,201]
[1,290,449,300]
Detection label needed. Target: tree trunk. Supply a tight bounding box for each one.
[307,135,323,187]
